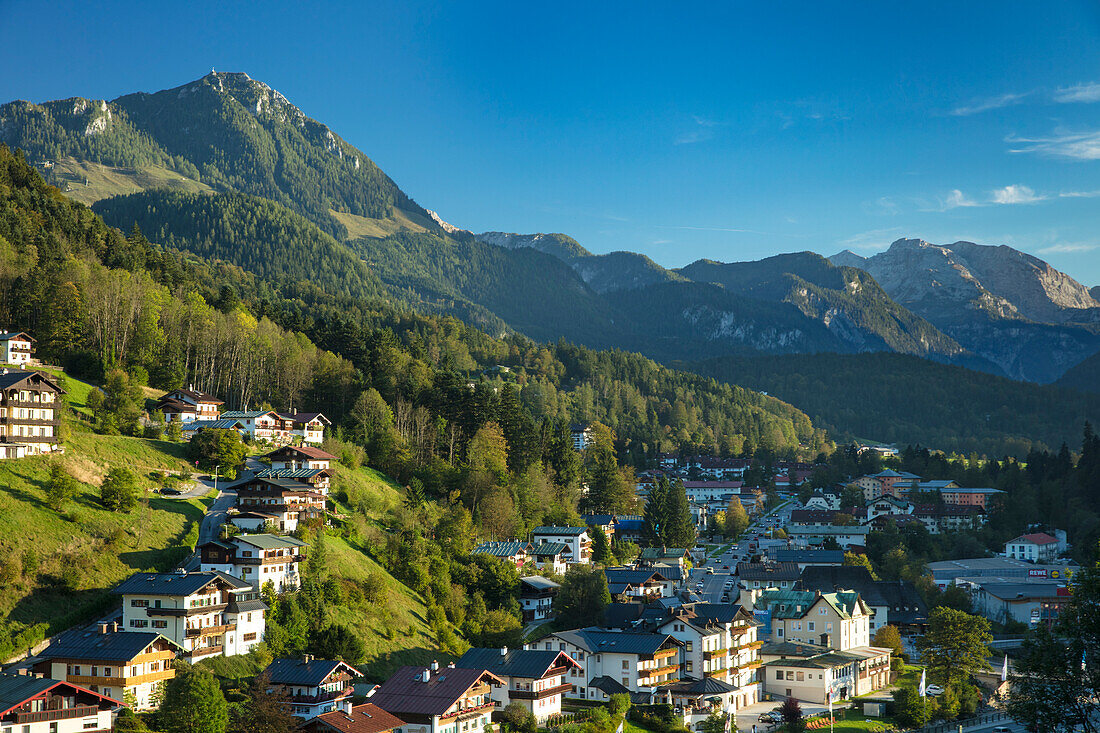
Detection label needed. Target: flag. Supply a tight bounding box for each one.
[918,669,926,697]
[1001,655,1008,683]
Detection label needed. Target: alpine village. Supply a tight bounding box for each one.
[2,8,1100,733]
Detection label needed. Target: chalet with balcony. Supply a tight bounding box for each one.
[656,604,763,709]
[530,628,682,700]
[219,410,280,443]
[0,331,35,366]
[0,672,118,733]
[112,571,266,660]
[254,465,333,496]
[32,624,181,711]
[637,547,692,569]
[233,476,326,533]
[155,386,223,423]
[264,656,360,720]
[520,576,560,623]
[455,648,581,722]
[735,561,800,591]
[369,663,504,733]
[531,527,591,565]
[603,568,670,602]
[580,514,617,542]
[276,412,330,445]
[266,445,336,471]
[299,703,406,733]
[530,543,568,575]
[0,369,64,457]
[199,533,306,592]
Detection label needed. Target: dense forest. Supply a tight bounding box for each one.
[0,144,825,474]
[686,351,1100,457]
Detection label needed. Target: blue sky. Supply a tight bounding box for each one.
[4,1,1100,285]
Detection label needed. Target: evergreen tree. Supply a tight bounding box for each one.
[555,565,611,627]
[591,525,614,565]
[664,480,696,548]
[100,467,138,512]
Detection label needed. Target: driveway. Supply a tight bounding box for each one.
[180,472,242,570]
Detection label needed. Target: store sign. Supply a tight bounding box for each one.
[1029,569,1048,578]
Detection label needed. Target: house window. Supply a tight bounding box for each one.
[808,622,815,632]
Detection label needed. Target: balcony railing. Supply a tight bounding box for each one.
[442,701,495,721]
[187,645,224,658]
[14,706,101,723]
[508,683,573,700]
[286,688,352,703]
[704,669,728,679]
[185,623,235,637]
[703,648,728,660]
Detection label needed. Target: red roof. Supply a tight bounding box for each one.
[306,704,406,733]
[1013,532,1058,545]
[266,445,337,461]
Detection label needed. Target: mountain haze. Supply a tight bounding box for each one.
[830,239,1100,381]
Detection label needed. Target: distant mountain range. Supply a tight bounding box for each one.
[3,71,1099,385]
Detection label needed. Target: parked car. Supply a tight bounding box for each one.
[159,488,182,496]
[992,727,1011,733]
[925,684,945,696]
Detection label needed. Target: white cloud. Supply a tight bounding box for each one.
[1007,129,1100,160]
[940,189,980,209]
[1053,82,1100,103]
[1036,242,1099,254]
[990,184,1044,204]
[1058,189,1100,198]
[951,92,1029,116]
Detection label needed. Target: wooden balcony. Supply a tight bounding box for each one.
[442,701,494,722]
[704,669,728,679]
[703,648,728,660]
[653,647,679,660]
[286,688,352,703]
[14,705,101,723]
[186,623,235,637]
[186,645,223,658]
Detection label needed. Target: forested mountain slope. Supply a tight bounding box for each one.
[685,351,1100,456]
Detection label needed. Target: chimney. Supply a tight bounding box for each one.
[420,669,431,683]
[98,622,110,635]
[500,646,508,656]
[303,653,314,664]
[430,660,439,671]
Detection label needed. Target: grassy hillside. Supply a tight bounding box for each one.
[0,431,211,660]
[41,156,212,205]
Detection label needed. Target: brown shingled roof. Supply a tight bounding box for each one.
[303,704,406,733]
[369,666,503,717]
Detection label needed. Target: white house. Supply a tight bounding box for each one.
[520,576,560,623]
[1005,533,1060,563]
[456,647,581,722]
[529,627,682,700]
[531,526,592,565]
[0,331,35,366]
[112,571,267,660]
[155,386,223,423]
[198,533,306,592]
[221,410,281,442]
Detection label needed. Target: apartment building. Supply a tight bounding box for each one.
[797,566,928,635]
[736,562,800,591]
[0,369,64,457]
[530,628,682,700]
[1005,533,1060,563]
[199,533,306,592]
[264,656,360,720]
[369,663,504,733]
[456,647,581,722]
[113,571,266,660]
[744,589,872,651]
[655,604,763,710]
[33,625,181,710]
[0,672,118,733]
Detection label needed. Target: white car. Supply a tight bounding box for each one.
[925,684,944,696]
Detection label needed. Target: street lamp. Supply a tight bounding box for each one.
[214,464,219,494]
